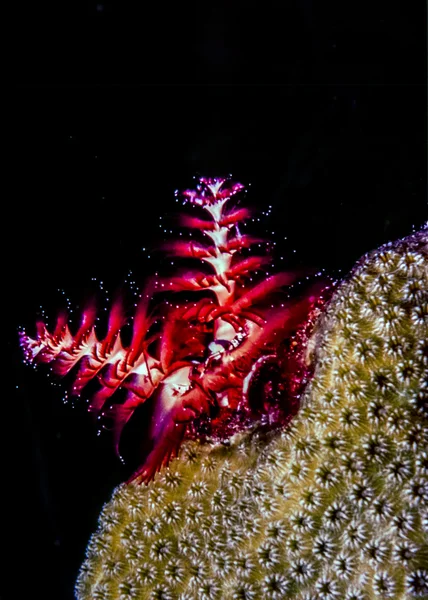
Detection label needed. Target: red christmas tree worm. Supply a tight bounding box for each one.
[20,177,326,483]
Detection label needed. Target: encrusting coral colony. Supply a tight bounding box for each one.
[20,179,427,599]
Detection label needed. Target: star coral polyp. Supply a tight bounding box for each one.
[20,177,323,483]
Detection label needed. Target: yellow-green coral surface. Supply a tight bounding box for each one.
[76,228,428,600]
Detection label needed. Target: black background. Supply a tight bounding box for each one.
[6,1,426,599]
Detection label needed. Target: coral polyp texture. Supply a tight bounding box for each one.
[75,226,427,600]
[20,177,323,482]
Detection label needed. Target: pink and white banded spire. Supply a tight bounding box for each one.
[20,176,325,483]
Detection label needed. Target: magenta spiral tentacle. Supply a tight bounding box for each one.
[20,177,328,483]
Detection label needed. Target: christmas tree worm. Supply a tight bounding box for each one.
[20,177,326,483]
